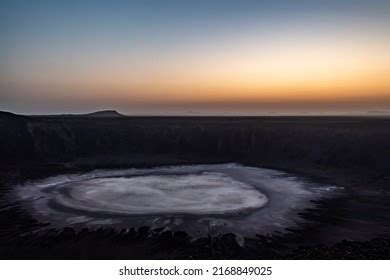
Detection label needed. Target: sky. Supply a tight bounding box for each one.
[1,0,390,115]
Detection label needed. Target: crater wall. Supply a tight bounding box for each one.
[1,113,389,177]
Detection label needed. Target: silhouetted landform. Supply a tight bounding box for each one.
[0,111,389,259]
[366,110,390,115]
[26,110,126,118]
[0,110,27,119]
[84,110,125,117]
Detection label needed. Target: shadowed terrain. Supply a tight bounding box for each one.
[0,111,389,259]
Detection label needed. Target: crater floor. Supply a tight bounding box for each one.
[53,173,268,215]
[13,164,340,235]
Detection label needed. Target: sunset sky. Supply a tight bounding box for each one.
[1,0,390,115]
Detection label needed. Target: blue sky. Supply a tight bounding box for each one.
[1,0,390,115]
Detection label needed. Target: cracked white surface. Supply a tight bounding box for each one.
[54,173,268,215]
[13,164,339,235]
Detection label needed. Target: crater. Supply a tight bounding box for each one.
[13,164,340,235]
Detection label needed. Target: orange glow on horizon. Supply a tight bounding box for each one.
[3,32,390,111]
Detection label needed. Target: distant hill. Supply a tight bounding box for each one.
[0,110,126,118]
[366,110,390,116]
[0,110,27,119]
[84,110,125,117]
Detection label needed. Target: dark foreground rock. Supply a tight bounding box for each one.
[290,239,390,259]
[2,225,389,259]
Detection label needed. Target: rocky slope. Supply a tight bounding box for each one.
[1,112,389,179]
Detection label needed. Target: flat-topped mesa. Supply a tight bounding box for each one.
[84,110,125,117]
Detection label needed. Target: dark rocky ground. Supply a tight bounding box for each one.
[0,111,389,259]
